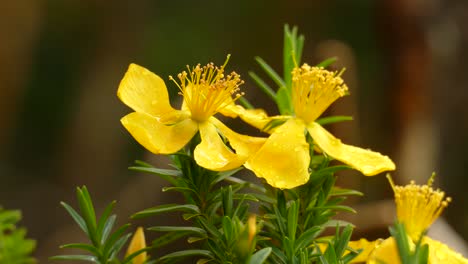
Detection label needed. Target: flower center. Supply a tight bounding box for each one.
[170,57,244,122]
[388,174,451,241]
[292,64,348,123]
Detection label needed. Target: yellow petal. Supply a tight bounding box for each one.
[211,117,266,158]
[245,118,310,189]
[424,237,468,264]
[346,239,383,263]
[234,105,283,133]
[367,237,406,264]
[194,121,247,171]
[307,122,395,176]
[121,112,198,154]
[118,63,175,116]
[217,100,240,118]
[126,227,147,264]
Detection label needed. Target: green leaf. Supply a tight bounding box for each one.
[254,57,286,88]
[152,231,192,247]
[148,226,206,237]
[248,247,272,264]
[102,223,131,256]
[50,255,97,262]
[329,187,363,197]
[294,226,322,251]
[238,96,254,109]
[323,220,355,229]
[158,249,214,262]
[108,233,132,259]
[60,243,99,255]
[315,116,353,126]
[132,204,200,219]
[76,187,97,244]
[162,186,197,194]
[276,86,292,115]
[309,205,356,214]
[287,201,299,241]
[334,225,353,257]
[248,71,277,101]
[129,166,181,185]
[197,217,222,238]
[60,202,88,236]
[100,215,117,245]
[96,201,116,245]
[222,186,233,217]
[316,57,337,68]
[283,25,304,89]
[221,217,234,243]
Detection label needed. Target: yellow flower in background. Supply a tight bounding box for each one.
[350,175,468,264]
[126,227,147,264]
[235,64,395,189]
[118,57,265,171]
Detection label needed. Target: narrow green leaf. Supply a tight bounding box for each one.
[238,96,254,109]
[108,233,132,259]
[148,226,206,236]
[316,57,337,68]
[49,255,97,262]
[133,160,153,167]
[221,217,233,243]
[287,201,299,241]
[197,217,222,238]
[324,242,338,264]
[76,187,97,243]
[334,225,353,257]
[329,187,363,197]
[248,247,272,264]
[224,176,266,193]
[162,186,196,194]
[316,115,353,126]
[129,166,180,185]
[294,226,323,251]
[270,247,288,264]
[276,86,292,115]
[249,71,277,101]
[60,243,99,255]
[158,249,214,261]
[255,56,286,88]
[309,205,356,214]
[214,168,243,184]
[60,202,88,236]
[96,201,116,245]
[122,247,151,264]
[132,204,200,219]
[323,220,355,229]
[222,186,233,217]
[102,223,131,256]
[152,231,192,247]
[100,215,116,245]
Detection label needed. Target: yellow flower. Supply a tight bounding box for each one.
[126,227,147,264]
[118,58,265,171]
[350,175,468,264]
[235,64,395,188]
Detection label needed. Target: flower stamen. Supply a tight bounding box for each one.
[170,56,244,122]
[387,174,451,241]
[292,64,348,123]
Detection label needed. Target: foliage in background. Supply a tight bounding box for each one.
[0,207,36,264]
[51,186,146,264]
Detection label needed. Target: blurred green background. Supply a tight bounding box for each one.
[1,0,468,261]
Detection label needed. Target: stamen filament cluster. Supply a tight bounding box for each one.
[388,175,451,241]
[170,58,244,122]
[292,64,348,123]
